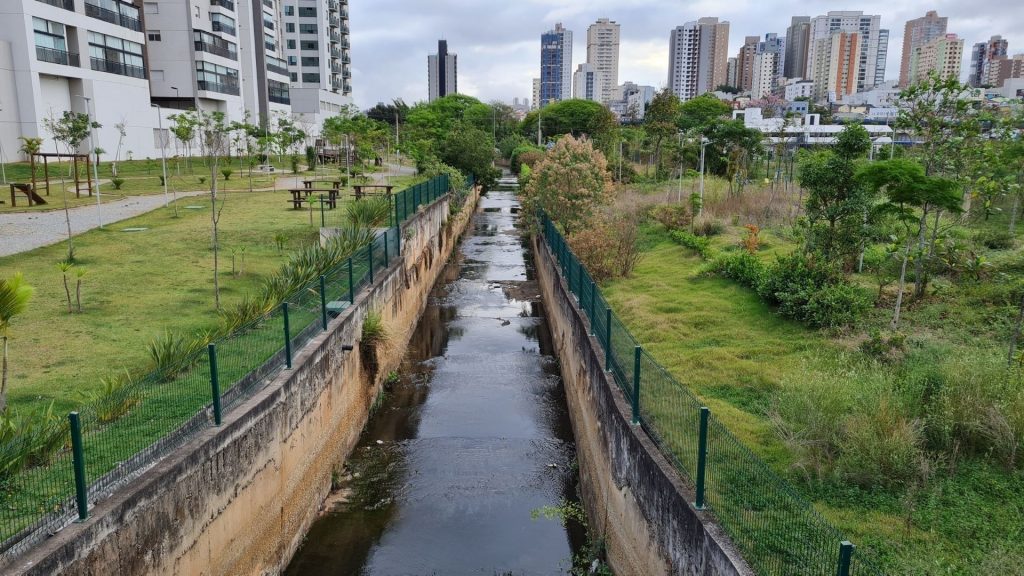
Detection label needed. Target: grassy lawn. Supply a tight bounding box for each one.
[600,202,1024,574]
[0,190,330,413]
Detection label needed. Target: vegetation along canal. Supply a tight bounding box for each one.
[285,176,587,574]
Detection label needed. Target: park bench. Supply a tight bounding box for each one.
[302,179,342,190]
[352,184,394,200]
[286,188,338,209]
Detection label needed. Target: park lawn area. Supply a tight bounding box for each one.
[601,222,1024,574]
[0,189,331,414]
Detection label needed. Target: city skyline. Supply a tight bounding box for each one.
[349,0,1023,107]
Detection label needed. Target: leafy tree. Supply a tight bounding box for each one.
[44,111,99,262]
[366,99,409,126]
[799,125,872,261]
[678,93,731,133]
[439,122,498,190]
[519,99,616,145]
[705,118,763,193]
[643,89,682,177]
[522,135,613,235]
[0,273,34,413]
[168,111,198,171]
[860,159,961,327]
[18,137,42,189]
[322,108,391,167]
[715,85,740,94]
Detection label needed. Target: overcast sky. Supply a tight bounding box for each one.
[347,0,1023,108]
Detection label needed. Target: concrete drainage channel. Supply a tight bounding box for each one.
[284,178,589,574]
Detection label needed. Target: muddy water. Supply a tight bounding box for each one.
[284,178,584,575]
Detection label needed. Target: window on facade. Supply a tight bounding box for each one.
[90,0,141,24]
[210,12,236,35]
[302,72,320,82]
[148,30,161,41]
[196,60,239,93]
[298,7,315,17]
[301,56,319,67]
[194,30,237,59]
[286,39,296,49]
[285,22,295,33]
[264,33,275,51]
[33,18,67,52]
[283,5,294,16]
[290,72,298,82]
[300,40,318,50]
[299,24,317,34]
[89,31,146,78]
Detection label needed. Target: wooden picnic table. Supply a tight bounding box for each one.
[302,179,342,190]
[352,184,394,200]
[286,188,338,209]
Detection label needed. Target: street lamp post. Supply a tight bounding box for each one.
[76,95,102,228]
[698,136,709,217]
[151,103,171,213]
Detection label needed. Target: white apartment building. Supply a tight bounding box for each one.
[586,18,618,104]
[572,62,604,102]
[908,33,963,85]
[668,17,728,101]
[281,0,350,126]
[778,77,814,100]
[751,52,777,98]
[809,31,862,102]
[0,0,163,161]
[806,11,888,95]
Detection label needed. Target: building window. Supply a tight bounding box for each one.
[33,17,77,66]
[301,56,318,67]
[268,79,290,104]
[210,13,236,35]
[148,30,161,41]
[299,24,317,34]
[285,22,295,33]
[287,55,297,65]
[284,5,294,16]
[196,60,240,94]
[302,72,320,82]
[298,7,315,17]
[89,31,146,78]
[286,39,295,49]
[194,30,237,60]
[264,33,275,51]
[85,0,142,32]
[300,40,318,50]
[290,72,298,82]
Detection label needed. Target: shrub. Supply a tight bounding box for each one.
[755,253,871,328]
[836,398,925,488]
[198,176,206,185]
[290,155,300,174]
[692,215,724,237]
[88,372,141,424]
[652,204,691,232]
[147,329,211,381]
[360,310,390,374]
[859,329,907,362]
[305,146,317,172]
[708,251,765,289]
[346,196,392,228]
[568,213,642,282]
[221,168,233,181]
[110,177,125,190]
[802,283,873,329]
[158,174,166,186]
[741,224,761,254]
[976,229,1014,250]
[670,230,712,259]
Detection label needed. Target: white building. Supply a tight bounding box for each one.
[734,107,893,146]
[779,77,815,100]
[806,11,889,95]
[751,52,777,98]
[281,0,351,127]
[572,62,604,102]
[531,77,540,110]
[0,0,163,161]
[586,18,619,104]
[668,17,729,101]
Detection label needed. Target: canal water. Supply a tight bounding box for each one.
[285,177,585,575]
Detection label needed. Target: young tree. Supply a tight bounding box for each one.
[522,135,613,235]
[44,111,99,262]
[0,273,34,413]
[18,137,43,192]
[111,121,127,177]
[860,158,961,328]
[168,112,198,173]
[643,89,681,178]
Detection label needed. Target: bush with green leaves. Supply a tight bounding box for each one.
[707,251,765,289]
[975,229,1014,250]
[346,197,392,228]
[221,168,233,181]
[110,177,125,190]
[670,230,712,259]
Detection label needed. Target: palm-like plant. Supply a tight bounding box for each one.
[0,274,34,413]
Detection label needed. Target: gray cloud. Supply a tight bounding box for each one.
[349,0,1024,108]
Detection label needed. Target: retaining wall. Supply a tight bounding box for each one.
[12,188,479,575]
[533,236,752,576]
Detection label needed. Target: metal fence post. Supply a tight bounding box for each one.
[319,194,325,227]
[836,541,854,576]
[208,343,222,425]
[319,275,328,330]
[282,302,292,369]
[632,346,641,424]
[605,307,612,372]
[589,279,596,334]
[383,232,389,267]
[695,407,710,509]
[347,257,355,304]
[68,412,88,521]
[367,242,374,284]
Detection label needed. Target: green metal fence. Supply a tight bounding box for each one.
[540,214,885,576]
[0,173,468,560]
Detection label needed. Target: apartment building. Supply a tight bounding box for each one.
[572,62,603,102]
[784,16,810,79]
[427,39,456,102]
[751,52,778,98]
[806,11,888,95]
[969,35,1009,87]
[908,33,963,85]
[280,0,351,125]
[586,18,619,104]
[667,17,728,101]
[0,0,159,161]
[809,30,861,101]
[898,11,947,87]
[539,23,572,106]
[735,35,758,92]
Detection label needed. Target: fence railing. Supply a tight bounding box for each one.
[539,214,885,576]
[0,173,467,561]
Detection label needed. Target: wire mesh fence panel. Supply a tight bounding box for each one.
[637,351,702,479]
[0,437,76,555]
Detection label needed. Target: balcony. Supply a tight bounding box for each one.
[36,0,75,10]
[264,40,276,51]
[85,2,143,32]
[194,40,237,60]
[90,56,146,79]
[327,0,338,11]
[36,45,80,67]
[197,80,240,95]
[330,61,340,74]
[211,21,236,36]
[263,19,274,31]
[329,16,340,28]
[343,82,351,94]
[328,30,340,42]
[210,0,234,11]
[330,46,341,58]
[341,54,350,64]
[266,61,288,76]
[268,88,290,105]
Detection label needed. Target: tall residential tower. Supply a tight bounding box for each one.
[539,23,572,106]
[667,17,729,101]
[899,11,948,87]
[586,18,619,104]
[427,39,457,101]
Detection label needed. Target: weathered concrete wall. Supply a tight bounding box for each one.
[12,189,480,576]
[533,236,753,576]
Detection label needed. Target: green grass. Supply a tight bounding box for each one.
[601,223,1024,574]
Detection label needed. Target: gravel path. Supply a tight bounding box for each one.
[0,191,206,257]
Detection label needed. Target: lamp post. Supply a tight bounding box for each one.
[698,136,710,217]
[676,133,684,203]
[151,103,171,213]
[76,95,102,228]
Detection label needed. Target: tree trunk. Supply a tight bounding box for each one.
[892,239,913,329]
[62,273,72,313]
[76,279,82,313]
[211,165,221,311]
[1010,291,1024,367]
[913,211,929,299]
[1,336,8,414]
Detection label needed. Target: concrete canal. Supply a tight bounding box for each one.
[284,176,587,575]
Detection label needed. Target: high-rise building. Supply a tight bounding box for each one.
[809,31,861,101]
[784,16,811,79]
[667,17,729,101]
[427,39,457,101]
[539,23,572,106]
[736,35,758,92]
[726,57,738,89]
[531,77,541,110]
[572,63,604,102]
[969,35,1009,87]
[986,54,1024,87]
[908,33,963,85]
[281,0,352,124]
[899,11,948,87]
[586,18,619,104]
[751,52,778,98]
[759,33,786,80]
[806,11,888,95]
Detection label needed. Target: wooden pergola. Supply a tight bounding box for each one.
[32,152,93,198]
